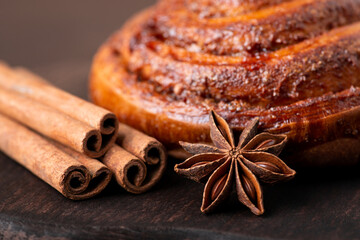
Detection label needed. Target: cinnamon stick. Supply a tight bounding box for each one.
[0,113,111,200]
[103,124,167,194]
[0,61,167,195]
[0,88,102,157]
[102,146,148,194]
[117,123,167,165]
[0,62,118,158]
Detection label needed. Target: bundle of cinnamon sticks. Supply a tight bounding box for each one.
[0,62,166,199]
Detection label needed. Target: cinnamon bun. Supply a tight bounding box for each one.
[90,0,360,166]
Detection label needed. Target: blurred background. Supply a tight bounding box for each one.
[0,0,156,98]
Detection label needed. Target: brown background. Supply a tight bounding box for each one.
[0,1,359,240]
[0,0,155,99]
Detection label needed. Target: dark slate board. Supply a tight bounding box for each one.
[0,149,360,240]
[0,1,359,239]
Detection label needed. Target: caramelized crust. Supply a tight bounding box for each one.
[90,0,360,165]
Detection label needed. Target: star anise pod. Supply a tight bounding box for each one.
[174,110,296,215]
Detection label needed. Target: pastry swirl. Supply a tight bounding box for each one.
[90,0,360,165]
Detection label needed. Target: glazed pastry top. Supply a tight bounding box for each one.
[98,0,360,144]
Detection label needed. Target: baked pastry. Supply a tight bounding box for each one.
[90,0,360,166]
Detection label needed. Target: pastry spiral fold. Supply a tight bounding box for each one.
[90,0,360,166]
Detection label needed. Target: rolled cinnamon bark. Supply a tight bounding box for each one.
[0,62,118,158]
[103,125,167,194]
[102,145,148,194]
[117,123,167,165]
[0,113,111,200]
[0,61,167,194]
[0,88,103,157]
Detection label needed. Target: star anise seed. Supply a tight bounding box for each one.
[211,174,228,201]
[174,110,296,215]
[255,139,277,150]
[255,161,282,173]
[241,175,257,203]
[192,161,212,168]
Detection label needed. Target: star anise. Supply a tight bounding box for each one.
[174,110,296,215]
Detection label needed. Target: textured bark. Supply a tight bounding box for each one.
[0,62,118,158]
[0,113,111,200]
